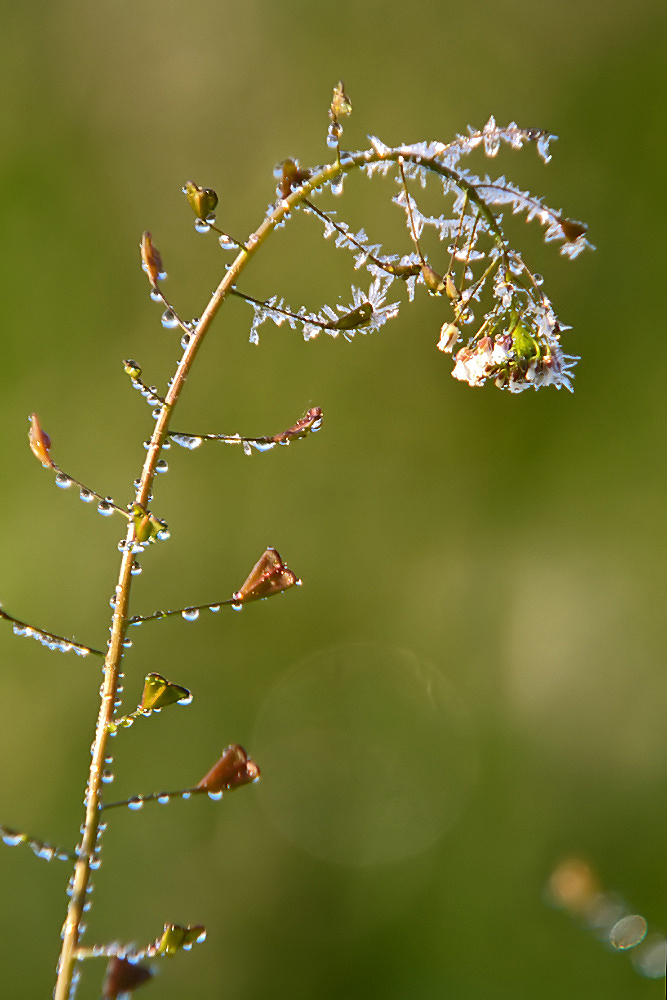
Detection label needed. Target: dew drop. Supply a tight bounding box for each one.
[155,459,168,474]
[609,914,648,951]
[122,638,132,648]
[181,332,192,349]
[101,771,114,784]
[89,856,102,870]
[326,132,339,149]
[161,309,179,329]
[1,831,24,847]
[157,794,171,805]
[218,233,236,250]
[194,218,210,234]
[182,608,200,622]
[533,273,544,286]
[131,560,142,576]
[181,791,191,800]
[55,473,72,489]
[97,499,114,517]
[127,798,143,811]
[231,602,243,612]
[162,439,171,450]
[209,604,221,613]
[208,790,224,801]
[150,288,162,302]
[156,527,170,541]
[330,174,344,196]
[242,441,252,456]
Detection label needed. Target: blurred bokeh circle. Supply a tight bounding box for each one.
[253,642,477,866]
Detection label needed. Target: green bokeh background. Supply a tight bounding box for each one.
[1,1,666,997]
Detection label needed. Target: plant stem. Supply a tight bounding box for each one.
[53,145,502,999]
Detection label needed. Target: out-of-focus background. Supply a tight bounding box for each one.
[1,1,666,997]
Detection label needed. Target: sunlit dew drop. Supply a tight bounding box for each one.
[194,218,210,233]
[533,273,544,286]
[55,473,72,489]
[89,856,102,870]
[97,499,114,517]
[609,914,648,951]
[242,441,252,456]
[181,792,191,800]
[181,332,192,350]
[231,601,243,612]
[330,175,344,196]
[127,798,143,811]
[157,794,171,805]
[326,131,339,149]
[155,459,168,474]
[131,560,142,576]
[182,608,200,622]
[101,771,114,784]
[218,233,235,250]
[122,638,132,648]
[2,831,24,847]
[156,527,170,541]
[161,309,179,329]
[207,790,224,801]
[209,604,221,613]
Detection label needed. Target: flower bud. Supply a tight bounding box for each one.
[139,231,164,287]
[330,80,352,120]
[233,547,299,604]
[183,181,218,221]
[421,264,445,295]
[275,158,311,200]
[28,413,54,468]
[197,745,260,793]
[103,957,152,999]
[437,322,460,353]
[328,302,373,331]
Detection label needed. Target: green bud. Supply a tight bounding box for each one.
[328,302,373,331]
[183,181,218,221]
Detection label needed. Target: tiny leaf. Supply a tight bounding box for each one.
[197,744,260,793]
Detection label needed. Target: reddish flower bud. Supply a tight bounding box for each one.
[197,744,260,793]
[233,547,299,605]
[140,232,164,288]
[103,957,152,999]
[28,413,54,468]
